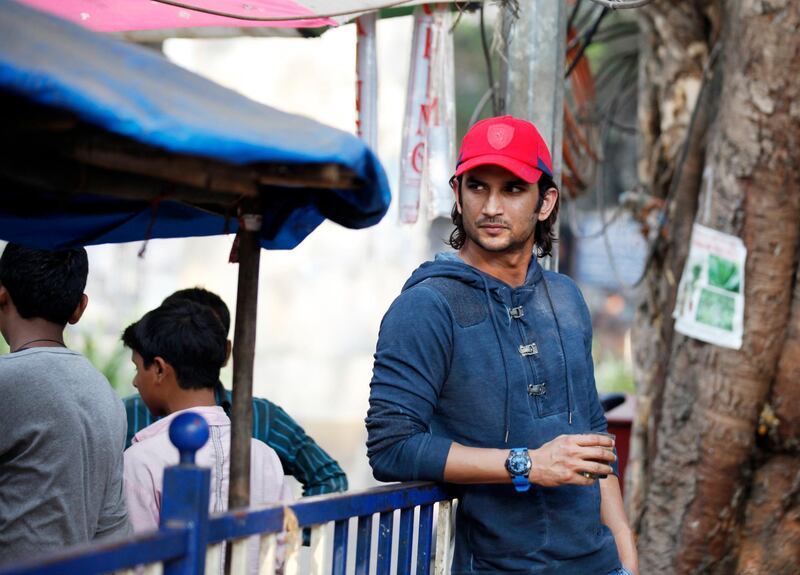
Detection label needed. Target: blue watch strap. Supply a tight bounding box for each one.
[511,473,530,492]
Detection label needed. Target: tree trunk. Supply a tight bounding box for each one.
[631,1,800,573]
[628,0,716,527]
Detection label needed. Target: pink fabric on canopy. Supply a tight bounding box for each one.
[19,0,338,31]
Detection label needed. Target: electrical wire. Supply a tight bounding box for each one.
[567,0,584,31]
[587,0,656,9]
[149,0,414,22]
[469,88,495,127]
[563,39,642,289]
[565,7,609,78]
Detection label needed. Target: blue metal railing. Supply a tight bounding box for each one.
[0,414,455,575]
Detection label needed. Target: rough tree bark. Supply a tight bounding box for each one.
[630,1,800,573]
[628,0,716,527]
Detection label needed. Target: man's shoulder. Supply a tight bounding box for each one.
[1,349,117,406]
[388,277,475,320]
[251,395,277,411]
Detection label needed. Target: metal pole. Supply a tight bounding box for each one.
[162,414,211,575]
[501,0,567,271]
[228,213,261,511]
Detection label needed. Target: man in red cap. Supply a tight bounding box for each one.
[367,116,638,574]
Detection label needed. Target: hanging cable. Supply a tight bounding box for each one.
[565,7,609,78]
[587,0,656,9]
[149,0,413,22]
[468,88,495,127]
[567,0,584,31]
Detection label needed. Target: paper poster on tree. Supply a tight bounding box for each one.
[672,223,746,349]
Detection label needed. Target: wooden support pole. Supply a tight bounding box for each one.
[228,213,262,511]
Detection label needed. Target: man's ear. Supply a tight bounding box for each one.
[451,178,463,214]
[68,294,89,325]
[0,285,8,310]
[223,340,233,367]
[537,187,559,221]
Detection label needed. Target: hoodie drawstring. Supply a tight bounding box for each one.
[542,278,575,425]
[480,277,513,443]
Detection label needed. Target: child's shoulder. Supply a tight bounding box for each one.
[125,429,173,463]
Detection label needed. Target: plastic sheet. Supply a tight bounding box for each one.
[356,13,378,151]
[421,5,456,220]
[398,6,434,223]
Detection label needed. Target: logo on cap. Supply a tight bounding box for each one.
[487,124,514,150]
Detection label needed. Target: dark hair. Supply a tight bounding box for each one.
[0,243,88,325]
[122,300,227,391]
[163,287,230,334]
[447,173,560,258]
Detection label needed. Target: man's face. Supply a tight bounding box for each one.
[131,351,166,417]
[456,165,543,255]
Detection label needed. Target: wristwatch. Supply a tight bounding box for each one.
[505,448,532,492]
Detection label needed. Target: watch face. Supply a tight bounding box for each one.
[507,450,531,476]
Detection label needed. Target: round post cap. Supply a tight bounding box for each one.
[168,412,209,464]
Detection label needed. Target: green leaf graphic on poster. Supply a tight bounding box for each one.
[696,288,735,331]
[707,254,741,293]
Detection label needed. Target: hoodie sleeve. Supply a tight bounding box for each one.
[366,285,454,482]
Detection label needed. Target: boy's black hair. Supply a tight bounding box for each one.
[0,243,88,325]
[122,300,227,391]
[162,287,230,334]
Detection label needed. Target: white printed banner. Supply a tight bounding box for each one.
[673,223,746,349]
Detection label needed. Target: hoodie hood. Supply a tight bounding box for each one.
[402,251,544,294]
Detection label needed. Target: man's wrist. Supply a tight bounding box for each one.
[526,447,542,484]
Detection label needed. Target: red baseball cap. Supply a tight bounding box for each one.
[454,116,553,184]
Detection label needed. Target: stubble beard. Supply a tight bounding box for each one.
[463,217,538,255]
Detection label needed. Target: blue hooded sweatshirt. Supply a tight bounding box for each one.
[366,253,621,574]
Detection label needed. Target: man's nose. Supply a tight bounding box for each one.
[482,190,503,216]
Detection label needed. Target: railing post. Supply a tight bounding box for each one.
[416,504,434,575]
[433,502,452,575]
[161,412,211,575]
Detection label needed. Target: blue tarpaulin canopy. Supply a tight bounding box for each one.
[0,0,393,504]
[0,0,391,251]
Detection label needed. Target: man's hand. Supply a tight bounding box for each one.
[529,434,615,487]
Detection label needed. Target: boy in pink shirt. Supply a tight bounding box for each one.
[121,300,291,562]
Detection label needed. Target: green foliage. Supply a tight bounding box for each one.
[592,336,635,395]
[595,354,636,394]
[68,333,134,397]
[0,338,8,355]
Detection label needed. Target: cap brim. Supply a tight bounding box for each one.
[454,155,544,184]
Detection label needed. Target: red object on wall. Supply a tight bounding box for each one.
[606,394,635,497]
